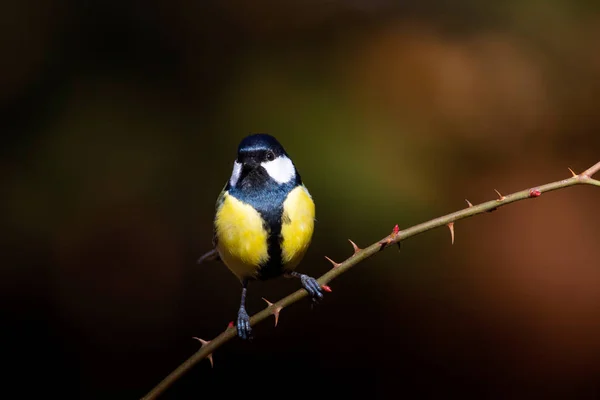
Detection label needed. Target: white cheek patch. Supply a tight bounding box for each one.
[261,155,296,184]
[229,161,242,187]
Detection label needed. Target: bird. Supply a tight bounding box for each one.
[197,134,324,340]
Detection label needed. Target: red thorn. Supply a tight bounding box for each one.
[348,239,361,255]
[321,285,332,293]
[227,321,234,329]
[262,298,283,327]
[379,225,401,250]
[324,256,340,268]
[568,167,577,178]
[465,199,473,207]
[192,337,214,368]
[447,222,455,245]
[529,189,541,198]
[493,189,506,201]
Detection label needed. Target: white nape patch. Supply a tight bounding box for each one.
[261,155,296,184]
[229,161,242,187]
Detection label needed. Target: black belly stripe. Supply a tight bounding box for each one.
[258,205,284,280]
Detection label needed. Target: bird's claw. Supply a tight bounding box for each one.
[236,307,252,340]
[300,274,324,303]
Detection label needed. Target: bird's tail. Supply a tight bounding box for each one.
[197,248,221,264]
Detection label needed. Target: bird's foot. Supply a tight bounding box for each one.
[236,307,252,340]
[299,274,324,303]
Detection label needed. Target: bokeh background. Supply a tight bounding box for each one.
[3,1,600,398]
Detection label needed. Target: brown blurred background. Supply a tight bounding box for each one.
[3,0,600,398]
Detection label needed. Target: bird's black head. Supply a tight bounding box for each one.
[228,134,299,190]
[237,134,287,163]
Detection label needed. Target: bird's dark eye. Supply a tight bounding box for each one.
[265,151,275,161]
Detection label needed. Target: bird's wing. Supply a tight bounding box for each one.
[197,188,227,264]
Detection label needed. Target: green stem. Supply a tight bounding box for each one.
[142,162,600,400]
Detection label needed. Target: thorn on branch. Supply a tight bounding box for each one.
[321,285,332,293]
[227,321,234,329]
[465,199,473,207]
[324,256,341,269]
[379,224,401,251]
[494,189,506,201]
[568,167,578,178]
[529,189,542,198]
[262,298,283,327]
[192,337,214,368]
[348,239,362,255]
[447,222,455,245]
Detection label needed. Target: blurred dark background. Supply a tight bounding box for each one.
[3,0,600,398]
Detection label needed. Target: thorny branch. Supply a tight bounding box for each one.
[142,161,600,400]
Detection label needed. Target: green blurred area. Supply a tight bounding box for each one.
[3,1,600,398]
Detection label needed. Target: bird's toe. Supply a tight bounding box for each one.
[236,307,252,340]
[300,275,324,303]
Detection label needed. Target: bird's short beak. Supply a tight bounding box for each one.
[239,159,259,183]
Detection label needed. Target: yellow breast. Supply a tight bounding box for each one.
[214,186,315,280]
[215,192,269,280]
[281,185,315,270]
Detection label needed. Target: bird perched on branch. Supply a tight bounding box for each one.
[197,134,323,340]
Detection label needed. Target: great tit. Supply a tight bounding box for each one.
[198,134,323,340]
